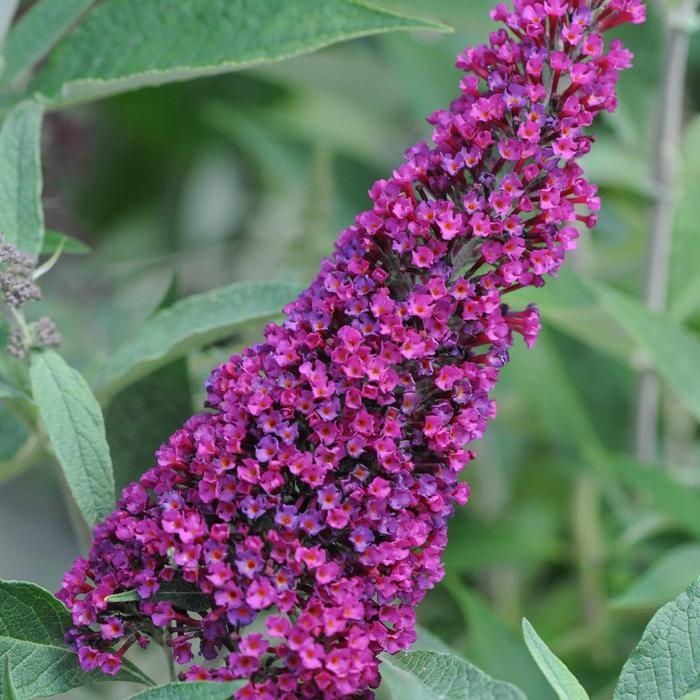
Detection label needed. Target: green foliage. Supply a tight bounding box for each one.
[588,280,700,424]
[105,577,210,612]
[127,681,244,699]
[604,453,700,539]
[380,650,526,700]
[105,277,192,490]
[512,267,634,364]
[0,100,43,255]
[40,230,91,256]
[93,280,301,400]
[0,581,151,699]
[522,619,589,700]
[444,576,556,699]
[613,544,700,610]
[30,350,114,529]
[29,0,450,108]
[0,0,94,88]
[1,658,18,700]
[669,115,700,321]
[0,0,699,698]
[615,577,700,699]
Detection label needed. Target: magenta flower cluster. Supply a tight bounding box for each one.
[58,1,644,697]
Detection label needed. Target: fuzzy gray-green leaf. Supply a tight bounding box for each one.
[0,0,94,87]
[0,580,152,699]
[93,280,301,400]
[2,658,18,700]
[380,649,526,700]
[128,681,243,699]
[0,101,44,256]
[30,350,114,529]
[30,0,451,108]
[614,576,700,699]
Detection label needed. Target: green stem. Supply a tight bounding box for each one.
[635,0,697,463]
[162,629,176,682]
[0,433,44,483]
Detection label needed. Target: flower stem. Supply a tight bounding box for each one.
[162,629,176,682]
[635,0,696,463]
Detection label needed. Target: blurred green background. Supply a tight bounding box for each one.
[3,1,699,698]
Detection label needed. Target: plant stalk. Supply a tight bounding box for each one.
[635,0,696,463]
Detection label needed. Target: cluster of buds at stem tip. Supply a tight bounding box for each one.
[0,234,61,358]
[58,1,645,698]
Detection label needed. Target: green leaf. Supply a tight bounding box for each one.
[0,100,44,256]
[505,327,604,460]
[670,115,700,321]
[614,576,700,699]
[106,577,210,612]
[444,507,563,573]
[106,277,192,490]
[30,0,451,109]
[30,350,115,529]
[93,280,301,400]
[0,580,152,699]
[612,544,700,610]
[522,619,589,700]
[0,0,94,88]
[2,658,18,700]
[413,625,454,655]
[40,229,91,256]
[380,650,526,700]
[128,681,243,700]
[509,267,635,365]
[587,281,700,424]
[0,2,19,46]
[603,452,700,539]
[443,576,556,699]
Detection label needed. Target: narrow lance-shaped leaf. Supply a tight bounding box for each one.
[614,576,700,699]
[586,280,700,424]
[106,577,210,612]
[0,580,152,700]
[106,275,192,491]
[30,350,114,529]
[0,0,94,88]
[522,619,589,700]
[0,100,44,256]
[380,650,526,700]
[40,230,91,256]
[30,0,451,109]
[602,452,700,539]
[509,267,634,364]
[128,681,244,700]
[443,576,557,700]
[612,544,700,610]
[93,280,302,400]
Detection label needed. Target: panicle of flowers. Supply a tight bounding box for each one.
[58,2,644,698]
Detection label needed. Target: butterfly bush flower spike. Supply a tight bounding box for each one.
[58,1,645,698]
